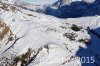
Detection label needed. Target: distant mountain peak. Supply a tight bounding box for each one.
[53,0,96,8]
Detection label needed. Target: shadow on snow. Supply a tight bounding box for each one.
[76,27,100,66]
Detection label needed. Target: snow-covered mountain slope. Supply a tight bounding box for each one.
[16,2,46,13]
[0,1,100,66]
[0,0,46,13]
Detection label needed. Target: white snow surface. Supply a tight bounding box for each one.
[0,2,100,66]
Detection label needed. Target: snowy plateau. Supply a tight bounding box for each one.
[0,0,100,66]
